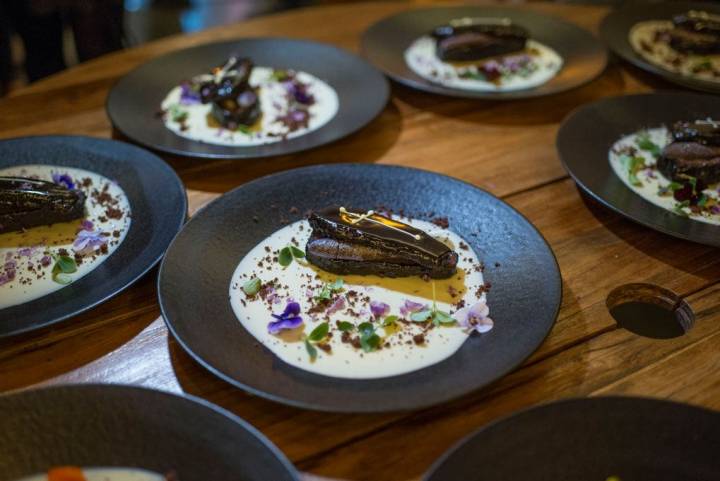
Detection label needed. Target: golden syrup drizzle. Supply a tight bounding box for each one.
[0,219,80,249]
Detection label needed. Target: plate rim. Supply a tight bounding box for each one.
[360,5,608,100]
[0,134,188,337]
[106,36,390,160]
[158,162,562,413]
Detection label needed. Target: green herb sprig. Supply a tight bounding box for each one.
[278,244,305,267]
[314,278,344,302]
[409,282,456,327]
[51,254,77,285]
[241,277,262,296]
[303,322,329,361]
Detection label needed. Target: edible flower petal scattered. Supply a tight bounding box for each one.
[51,173,75,190]
[72,229,107,256]
[269,301,304,334]
[454,300,493,334]
[369,300,390,318]
[399,299,426,317]
[327,296,346,315]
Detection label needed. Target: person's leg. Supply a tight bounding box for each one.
[68,0,124,63]
[2,0,65,82]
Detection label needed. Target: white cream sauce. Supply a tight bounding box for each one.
[404,35,562,92]
[629,20,720,84]
[0,165,132,310]
[609,127,720,225]
[161,66,339,146]
[17,467,164,481]
[229,218,489,379]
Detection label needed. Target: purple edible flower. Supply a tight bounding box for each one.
[17,247,35,257]
[268,301,304,334]
[40,255,51,267]
[179,82,201,105]
[80,219,94,231]
[73,229,107,256]
[51,173,75,190]
[327,296,346,315]
[370,300,390,318]
[454,301,493,334]
[0,260,16,286]
[400,299,427,317]
[283,80,315,105]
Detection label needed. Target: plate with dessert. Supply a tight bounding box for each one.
[0,136,186,337]
[600,2,720,93]
[424,397,720,481]
[0,384,298,481]
[557,92,720,246]
[361,6,607,99]
[158,164,561,412]
[107,38,389,159]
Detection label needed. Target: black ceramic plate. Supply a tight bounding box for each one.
[0,136,186,337]
[107,38,389,159]
[158,164,561,412]
[600,1,720,94]
[424,397,720,481]
[557,92,720,247]
[361,6,607,99]
[0,384,298,481]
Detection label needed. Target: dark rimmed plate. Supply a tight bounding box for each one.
[0,136,186,337]
[600,1,720,94]
[107,38,389,159]
[158,164,561,412]
[0,384,299,481]
[361,6,607,99]
[557,92,720,247]
[424,397,720,481]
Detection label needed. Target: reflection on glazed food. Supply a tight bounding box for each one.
[405,17,563,91]
[229,207,494,379]
[160,56,339,146]
[17,466,170,481]
[0,165,132,309]
[630,10,720,83]
[609,119,720,225]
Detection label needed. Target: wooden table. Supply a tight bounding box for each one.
[2,2,719,480]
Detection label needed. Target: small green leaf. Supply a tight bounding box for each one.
[169,105,188,122]
[360,333,381,353]
[314,286,332,302]
[241,278,261,296]
[236,125,252,135]
[304,338,318,361]
[698,194,709,207]
[432,310,455,324]
[382,315,398,327]
[669,182,683,191]
[337,321,354,332]
[289,245,305,259]
[271,69,290,81]
[358,322,374,336]
[636,132,661,157]
[308,322,329,342]
[278,247,293,267]
[56,256,77,274]
[52,272,73,285]
[410,310,432,322]
[329,278,344,290]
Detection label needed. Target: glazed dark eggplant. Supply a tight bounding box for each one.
[0,177,85,234]
[211,89,262,128]
[658,120,720,183]
[306,207,458,279]
[669,11,720,55]
[432,20,529,61]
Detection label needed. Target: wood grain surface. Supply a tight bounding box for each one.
[1,2,718,481]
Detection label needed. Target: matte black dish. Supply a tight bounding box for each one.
[0,136,186,337]
[158,164,561,412]
[424,397,720,481]
[361,6,607,99]
[0,384,298,481]
[106,38,389,159]
[600,1,720,94]
[557,92,720,247]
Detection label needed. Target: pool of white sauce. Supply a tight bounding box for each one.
[404,36,563,92]
[609,127,720,225]
[629,20,720,84]
[161,66,339,146]
[229,218,487,379]
[17,467,164,481]
[0,165,132,309]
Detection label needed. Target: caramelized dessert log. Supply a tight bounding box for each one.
[658,120,720,183]
[0,177,85,234]
[432,19,529,61]
[306,207,458,279]
[669,11,720,55]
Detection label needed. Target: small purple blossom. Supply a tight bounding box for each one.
[80,219,94,231]
[268,301,304,334]
[454,301,493,334]
[400,299,426,317]
[370,300,390,318]
[0,260,16,286]
[52,173,75,190]
[17,247,35,257]
[327,296,345,315]
[73,229,107,256]
[283,80,315,105]
[40,255,51,267]
[179,82,201,105]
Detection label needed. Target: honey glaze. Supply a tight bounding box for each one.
[229,217,490,379]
